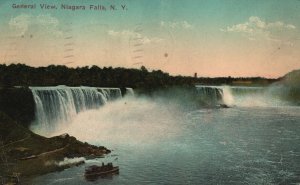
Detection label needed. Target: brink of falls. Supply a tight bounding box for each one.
[30,86,125,135]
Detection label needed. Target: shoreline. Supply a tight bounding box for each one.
[0,112,110,184]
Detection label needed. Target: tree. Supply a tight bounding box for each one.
[140,66,148,73]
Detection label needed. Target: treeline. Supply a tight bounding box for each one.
[0,63,278,92]
[0,64,195,92]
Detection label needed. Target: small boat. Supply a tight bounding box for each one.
[84,162,119,179]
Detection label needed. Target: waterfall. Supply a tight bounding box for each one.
[196,85,267,107]
[222,86,234,106]
[196,85,224,106]
[96,88,122,101]
[30,86,123,135]
[125,88,135,96]
[195,85,289,107]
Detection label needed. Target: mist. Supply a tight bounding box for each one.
[31,83,299,145]
[51,95,185,147]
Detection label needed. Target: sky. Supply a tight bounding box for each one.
[0,0,300,78]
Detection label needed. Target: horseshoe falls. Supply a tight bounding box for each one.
[196,85,291,107]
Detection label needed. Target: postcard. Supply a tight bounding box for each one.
[0,0,299,184]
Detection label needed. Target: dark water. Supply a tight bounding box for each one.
[33,97,300,185]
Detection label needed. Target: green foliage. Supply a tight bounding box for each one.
[0,63,194,92]
[0,63,277,94]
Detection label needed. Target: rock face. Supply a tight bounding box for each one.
[0,112,110,183]
[0,87,35,128]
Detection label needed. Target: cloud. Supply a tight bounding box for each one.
[107,30,163,44]
[108,30,135,37]
[36,14,59,27]
[286,24,296,29]
[160,21,194,29]
[221,16,296,42]
[9,14,61,36]
[9,14,31,35]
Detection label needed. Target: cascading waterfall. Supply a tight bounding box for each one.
[195,85,288,107]
[196,85,224,106]
[30,86,123,135]
[221,86,234,106]
[125,88,135,96]
[96,88,122,101]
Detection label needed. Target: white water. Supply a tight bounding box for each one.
[30,85,292,137]
[52,96,182,145]
[29,85,300,185]
[125,88,135,96]
[196,85,290,107]
[33,92,300,185]
[57,157,86,167]
[222,86,234,106]
[41,85,291,146]
[30,86,122,136]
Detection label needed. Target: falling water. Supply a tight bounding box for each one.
[196,85,290,107]
[30,86,122,135]
[196,85,224,106]
[125,88,135,96]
